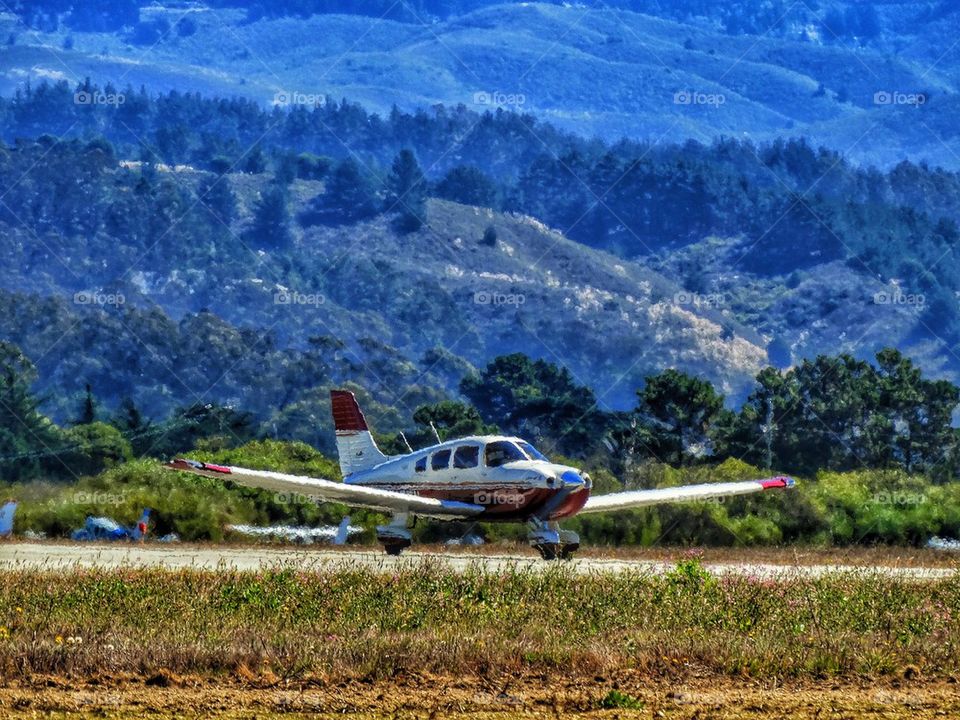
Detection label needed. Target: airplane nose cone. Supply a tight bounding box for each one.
[560,469,586,488]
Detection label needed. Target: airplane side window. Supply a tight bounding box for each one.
[431,449,451,471]
[453,445,479,469]
[415,457,427,473]
[485,441,526,468]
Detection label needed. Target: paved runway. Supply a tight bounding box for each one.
[0,542,956,578]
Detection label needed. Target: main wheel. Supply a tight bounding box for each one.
[559,543,579,560]
[535,543,560,560]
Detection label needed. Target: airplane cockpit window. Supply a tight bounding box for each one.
[453,445,480,469]
[431,449,451,471]
[484,441,526,467]
[415,456,427,473]
[517,441,548,461]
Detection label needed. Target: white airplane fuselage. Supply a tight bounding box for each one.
[344,435,592,522]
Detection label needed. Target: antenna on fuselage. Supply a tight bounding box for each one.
[429,421,442,445]
[399,431,414,453]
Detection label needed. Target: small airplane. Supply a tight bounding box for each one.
[71,508,151,542]
[168,390,794,559]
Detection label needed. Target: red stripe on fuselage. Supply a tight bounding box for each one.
[415,486,591,522]
[548,486,591,520]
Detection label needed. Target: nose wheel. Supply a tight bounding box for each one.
[383,539,411,556]
[528,521,579,561]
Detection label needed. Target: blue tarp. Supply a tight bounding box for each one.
[0,501,16,537]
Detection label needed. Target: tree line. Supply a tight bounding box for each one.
[453,350,960,482]
[3,336,957,485]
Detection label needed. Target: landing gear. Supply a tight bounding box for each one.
[557,528,580,560]
[377,514,413,557]
[535,542,560,560]
[384,541,409,556]
[528,520,579,561]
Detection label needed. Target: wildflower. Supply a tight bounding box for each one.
[55,635,63,644]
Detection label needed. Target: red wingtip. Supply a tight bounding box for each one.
[168,458,232,475]
[758,476,795,490]
[202,462,232,474]
[330,390,369,432]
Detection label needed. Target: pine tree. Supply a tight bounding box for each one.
[247,181,292,249]
[636,369,725,466]
[78,383,96,425]
[435,165,497,207]
[0,342,61,480]
[481,225,498,246]
[386,149,427,233]
[302,157,379,226]
[114,397,143,433]
[196,174,236,228]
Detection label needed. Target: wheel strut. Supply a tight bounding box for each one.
[528,520,580,561]
[377,513,412,556]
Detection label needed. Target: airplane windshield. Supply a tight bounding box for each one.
[517,441,548,461]
[485,441,527,467]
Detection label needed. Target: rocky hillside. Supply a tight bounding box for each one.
[0,156,769,415]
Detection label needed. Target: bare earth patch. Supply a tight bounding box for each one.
[1,672,958,718]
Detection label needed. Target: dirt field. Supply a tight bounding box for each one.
[1,672,957,718]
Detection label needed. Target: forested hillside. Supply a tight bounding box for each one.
[2,1,959,165]
[2,84,960,413]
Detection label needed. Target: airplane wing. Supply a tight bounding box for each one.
[166,459,484,520]
[579,476,795,515]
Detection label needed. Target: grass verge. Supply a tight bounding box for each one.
[0,559,957,682]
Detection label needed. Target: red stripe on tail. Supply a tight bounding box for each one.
[331,390,368,432]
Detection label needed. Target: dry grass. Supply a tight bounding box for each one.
[0,560,957,684]
[415,542,960,568]
[4,674,960,719]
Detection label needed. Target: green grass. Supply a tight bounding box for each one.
[0,560,957,682]
[599,690,644,709]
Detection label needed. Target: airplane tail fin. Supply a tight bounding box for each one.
[334,516,351,545]
[133,508,150,541]
[330,390,388,477]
